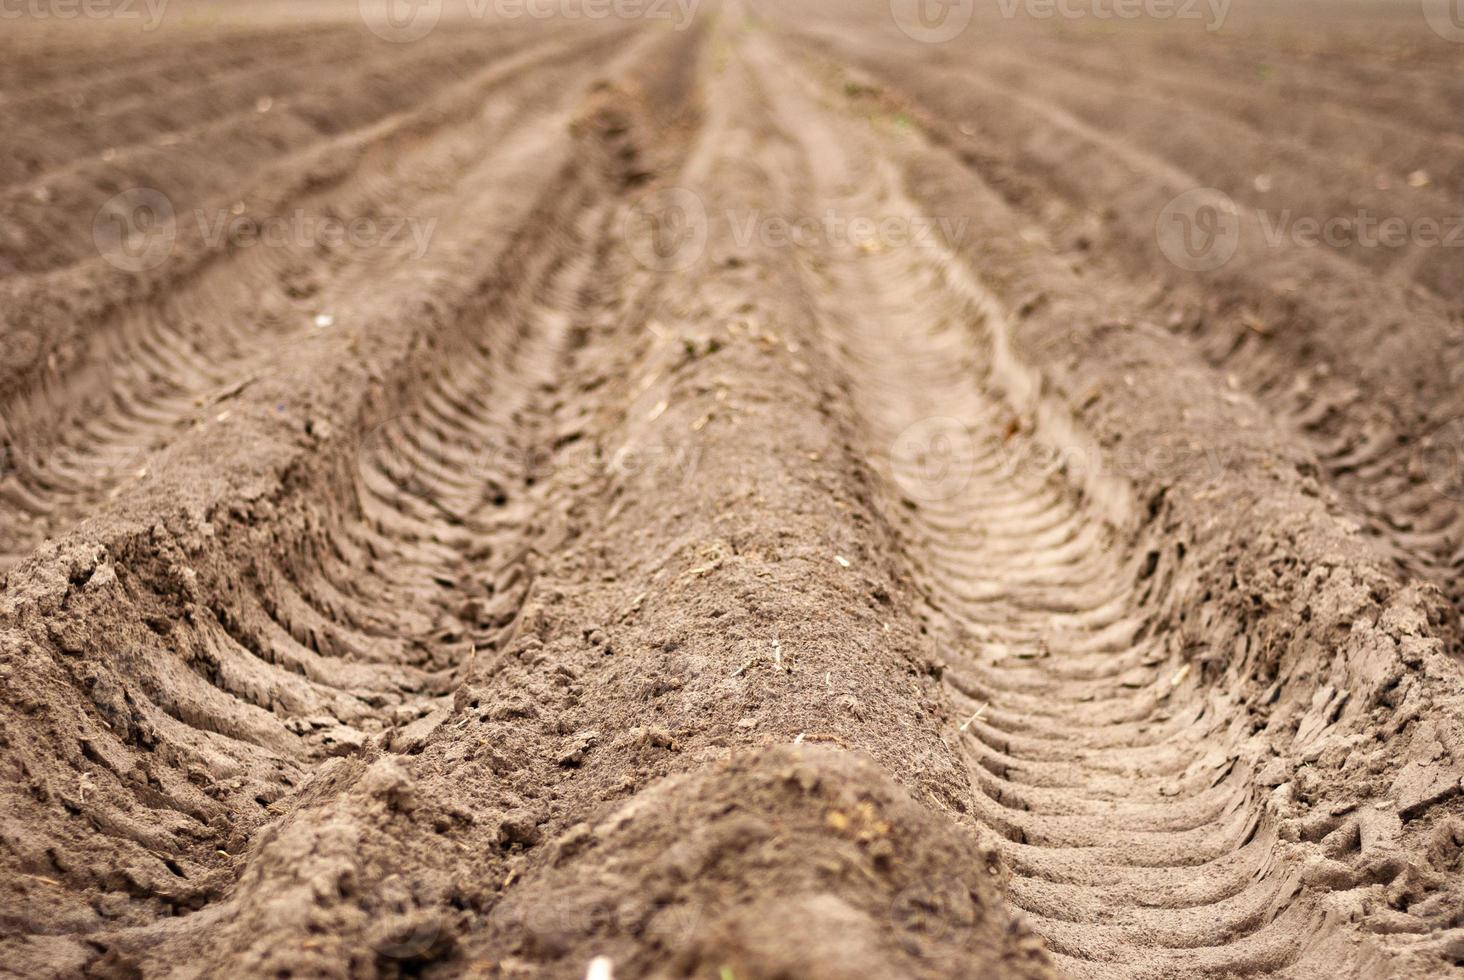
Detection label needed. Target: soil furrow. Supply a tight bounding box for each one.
[756,53,1310,975]
[0,29,663,969]
[0,30,371,191]
[0,30,623,568]
[748,18,1464,975]
[5,4,1464,978]
[777,17,1464,628]
[0,23,343,106]
[994,38,1464,198]
[0,28,586,280]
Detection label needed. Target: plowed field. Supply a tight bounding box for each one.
[2,2,1463,977]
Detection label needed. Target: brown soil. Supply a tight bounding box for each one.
[2,1,1463,978]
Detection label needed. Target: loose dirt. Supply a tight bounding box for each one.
[2,1,1463,978]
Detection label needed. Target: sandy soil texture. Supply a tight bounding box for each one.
[1,1,1463,977]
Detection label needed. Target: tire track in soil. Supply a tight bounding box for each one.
[64,22,1053,975]
[6,8,1464,978]
[210,195,609,765]
[747,33,1414,979]
[0,31,667,960]
[788,20,1464,305]
[402,30,1055,978]
[776,18,1464,631]
[0,30,621,571]
[949,49,1464,303]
